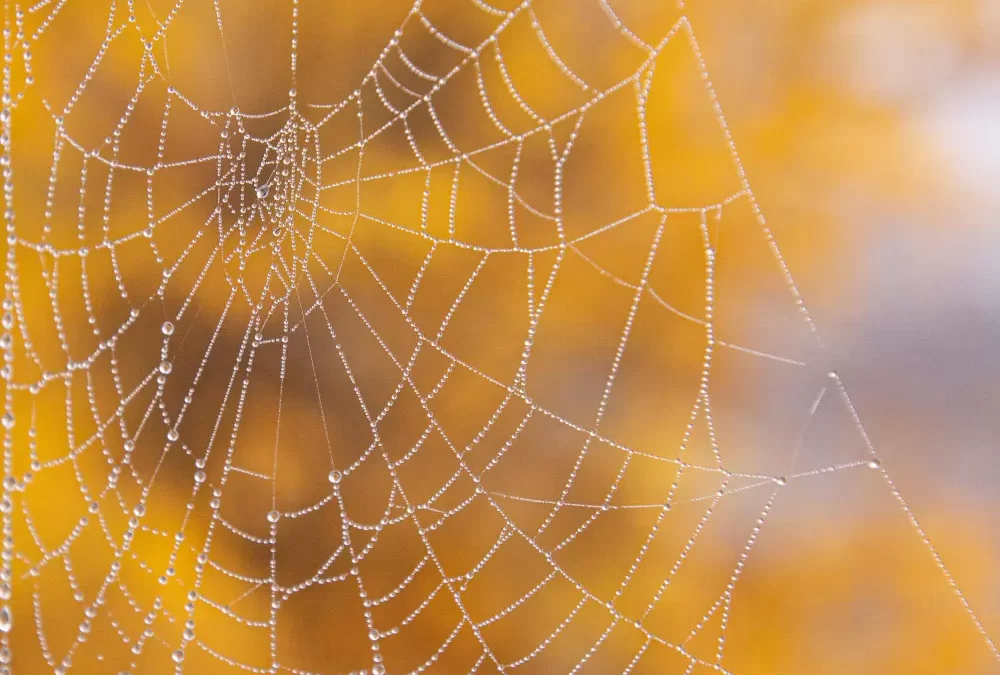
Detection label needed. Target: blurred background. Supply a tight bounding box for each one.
[2,0,999,674]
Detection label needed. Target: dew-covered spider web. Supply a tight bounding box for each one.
[0,0,995,674]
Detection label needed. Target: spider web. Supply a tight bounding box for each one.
[0,0,994,674]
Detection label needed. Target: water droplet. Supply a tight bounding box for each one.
[372,665,385,675]
[171,650,184,663]
[328,470,342,484]
[167,429,179,442]
[774,476,788,486]
[368,629,379,641]
[0,413,13,430]
[867,458,882,470]
[158,361,172,375]
[267,510,280,523]
[0,606,12,632]
[256,184,269,199]
[133,504,145,517]
[194,471,206,483]
[161,321,174,336]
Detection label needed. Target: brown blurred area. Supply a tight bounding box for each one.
[2,0,999,674]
